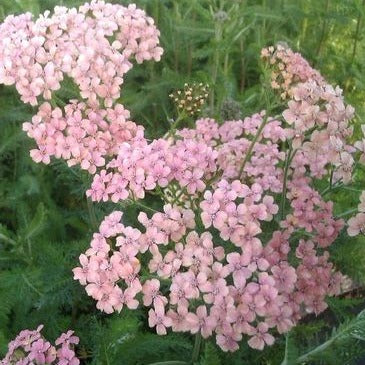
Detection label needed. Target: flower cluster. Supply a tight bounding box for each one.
[23,101,142,173]
[87,112,288,203]
[262,45,355,183]
[1,325,79,365]
[260,44,324,99]
[73,43,355,352]
[11,0,163,169]
[0,1,162,107]
[0,0,357,354]
[74,176,344,352]
[169,83,209,117]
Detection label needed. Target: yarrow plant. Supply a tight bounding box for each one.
[72,44,355,352]
[0,1,361,357]
[0,325,79,365]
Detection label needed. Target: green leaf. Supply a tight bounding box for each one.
[21,203,47,241]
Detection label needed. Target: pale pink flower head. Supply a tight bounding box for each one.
[148,306,172,335]
[347,213,365,236]
[247,322,275,350]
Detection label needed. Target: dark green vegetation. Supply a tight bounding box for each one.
[0,0,365,364]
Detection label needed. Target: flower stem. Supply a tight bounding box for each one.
[280,147,296,220]
[352,0,365,61]
[87,198,98,229]
[238,113,269,179]
[191,333,202,364]
[167,113,186,138]
[126,199,159,214]
[335,208,358,219]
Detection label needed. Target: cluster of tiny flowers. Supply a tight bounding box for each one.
[260,44,324,99]
[1,0,357,353]
[6,0,163,169]
[87,113,288,203]
[74,175,345,352]
[262,45,355,183]
[23,101,142,173]
[86,133,218,202]
[169,83,209,117]
[73,44,355,352]
[0,1,162,107]
[1,325,79,365]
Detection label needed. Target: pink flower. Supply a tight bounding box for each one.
[201,208,227,229]
[114,287,140,312]
[73,254,90,285]
[95,286,121,314]
[167,304,190,332]
[28,339,53,364]
[247,323,275,350]
[148,306,172,335]
[142,279,167,308]
[186,305,216,338]
[216,329,242,352]
[226,252,252,283]
[180,168,206,194]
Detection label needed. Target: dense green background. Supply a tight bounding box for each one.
[0,0,365,364]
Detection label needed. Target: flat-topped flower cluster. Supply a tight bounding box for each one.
[3,0,162,173]
[1,325,79,365]
[72,44,354,351]
[0,1,162,106]
[0,1,360,355]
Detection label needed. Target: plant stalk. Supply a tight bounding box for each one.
[191,333,202,363]
[238,114,269,179]
[352,0,365,61]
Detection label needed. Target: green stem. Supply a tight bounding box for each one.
[352,0,365,61]
[280,148,292,220]
[87,198,98,229]
[238,114,269,179]
[315,0,330,65]
[167,113,186,138]
[280,148,296,220]
[239,39,245,92]
[0,233,17,245]
[329,165,334,190]
[22,274,43,297]
[191,333,202,364]
[281,333,291,365]
[321,181,343,195]
[210,14,223,111]
[335,208,358,219]
[126,199,159,214]
[172,187,187,206]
